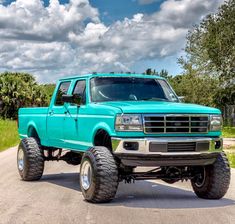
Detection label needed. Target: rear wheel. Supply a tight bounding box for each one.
[191,153,230,199]
[80,146,119,203]
[17,137,44,181]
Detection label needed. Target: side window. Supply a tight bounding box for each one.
[73,80,86,104]
[55,81,71,106]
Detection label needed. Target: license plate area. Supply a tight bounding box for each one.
[149,141,209,152]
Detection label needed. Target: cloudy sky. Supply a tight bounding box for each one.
[0,0,224,83]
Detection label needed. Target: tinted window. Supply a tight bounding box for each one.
[73,80,86,104]
[90,77,178,102]
[55,81,71,106]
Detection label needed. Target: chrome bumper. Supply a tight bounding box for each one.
[111,137,223,166]
[111,137,222,154]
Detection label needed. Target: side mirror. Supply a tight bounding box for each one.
[73,94,82,105]
[61,94,82,105]
[178,96,185,102]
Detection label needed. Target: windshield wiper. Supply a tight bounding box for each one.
[140,97,170,102]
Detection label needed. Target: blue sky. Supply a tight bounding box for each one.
[89,0,164,25]
[88,0,180,75]
[0,0,223,82]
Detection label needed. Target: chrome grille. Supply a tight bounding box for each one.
[143,114,209,134]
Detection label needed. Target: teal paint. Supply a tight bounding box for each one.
[18,73,221,152]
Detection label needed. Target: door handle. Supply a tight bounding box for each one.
[49,110,54,116]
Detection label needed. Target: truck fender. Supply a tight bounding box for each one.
[27,121,39,139]
[91,122,113,143]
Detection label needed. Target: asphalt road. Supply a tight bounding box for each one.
[0,147,235,224]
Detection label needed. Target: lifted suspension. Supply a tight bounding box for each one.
[120,166,199,183]
[43,149,82,165]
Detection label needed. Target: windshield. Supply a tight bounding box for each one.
[90,77,179,102]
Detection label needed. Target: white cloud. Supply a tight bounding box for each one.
[68,23,109,47]
[154,0,224,28]
[0,0,225,82]
[0,0,99,42]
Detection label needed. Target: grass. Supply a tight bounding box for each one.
[0,119,19,151]
[225,145,235,150]
[226,152,235,168]
[223,127,235,167]
[224,145,235,168]
[222,127,235,138]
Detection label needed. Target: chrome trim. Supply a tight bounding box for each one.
[80,160,92,190]
[143,114,209,134]
[111,137,222,155]
[17,147,24,171]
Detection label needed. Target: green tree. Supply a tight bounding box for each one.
[170,63,219,107]
[0,72,49,119]
[41,84,56,99]
[146,68,155,75]
[182,0,235,93]
[158,69,172,80]
[178,0,235,107]
[145,68,172,78]
[214,85,235,108]
[146,68,151,75]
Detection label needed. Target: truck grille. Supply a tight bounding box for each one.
[143,114,209,134]
[149,141,210,152]
[167,142,196,152]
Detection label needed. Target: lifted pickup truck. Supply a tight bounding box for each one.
[18,73,230,203]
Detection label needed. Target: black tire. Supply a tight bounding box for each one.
[17,137,44,181]
[80,146,119,203]
[191,153,230,199]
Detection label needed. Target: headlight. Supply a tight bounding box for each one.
[115,114,143,131]
[210,115,222,131]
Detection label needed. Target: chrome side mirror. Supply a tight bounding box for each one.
[178,96,185,102]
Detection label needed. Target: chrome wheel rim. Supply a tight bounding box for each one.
[195,167,206,188]
[81,160,92,190]
[18,147,24,171]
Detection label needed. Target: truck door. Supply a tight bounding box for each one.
[47,81,71,147]
[63,79,88,150]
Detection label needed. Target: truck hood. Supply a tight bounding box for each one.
[98,101,220,114]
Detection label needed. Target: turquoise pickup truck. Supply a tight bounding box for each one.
[18,73,230,203]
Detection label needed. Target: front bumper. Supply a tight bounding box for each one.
[111,137,223,166]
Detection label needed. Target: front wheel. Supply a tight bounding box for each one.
[80,147,119,203]
[17,137,44,181]
[191,153,230,199]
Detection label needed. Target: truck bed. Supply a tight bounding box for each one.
[18,107,49,141]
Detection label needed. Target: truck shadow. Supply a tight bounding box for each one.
[41,172,235,209]
[41,173,81,191]
[113,181,235,209]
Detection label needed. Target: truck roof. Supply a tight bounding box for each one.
[59,73,164,81]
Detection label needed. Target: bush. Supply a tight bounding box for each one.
[0,72,49,119]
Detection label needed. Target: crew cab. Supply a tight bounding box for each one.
[18,73,230,203]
